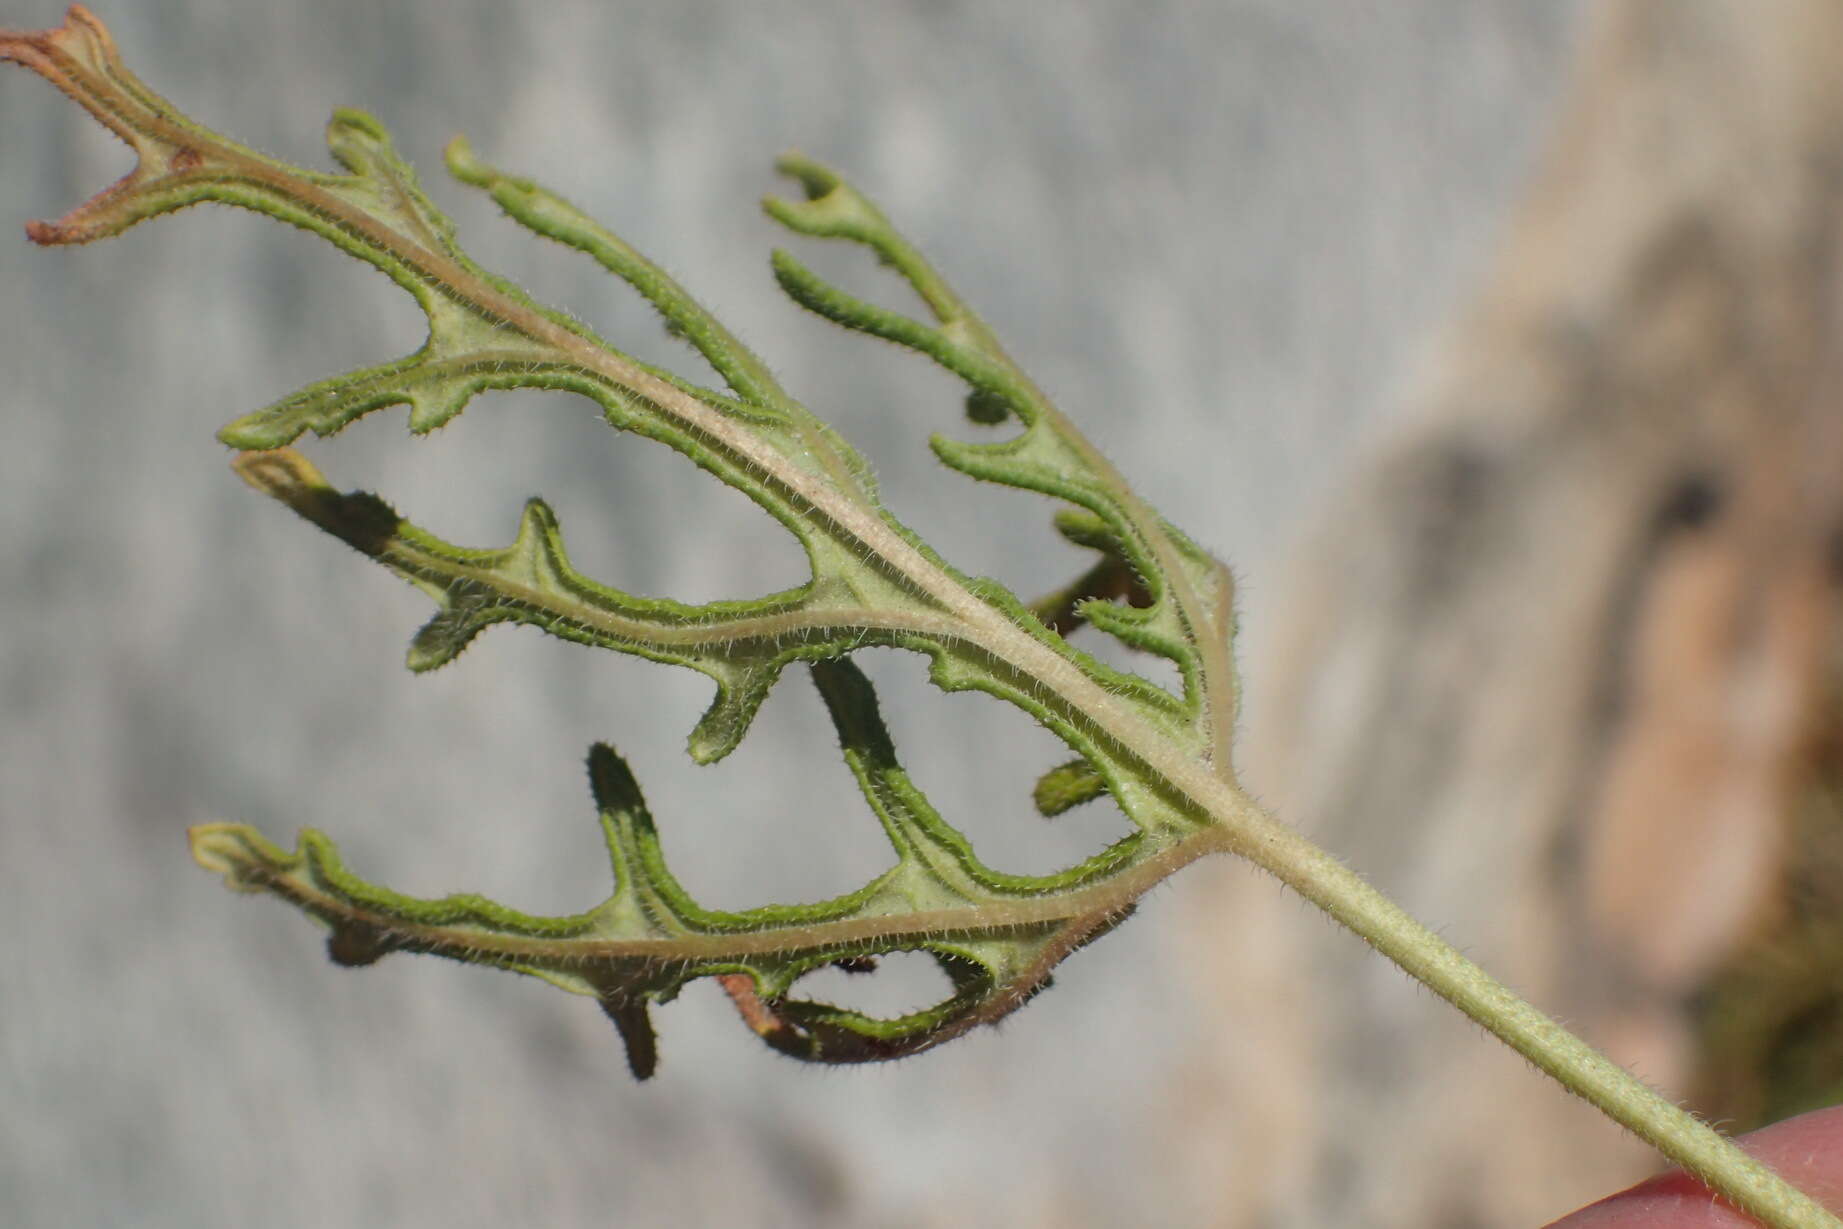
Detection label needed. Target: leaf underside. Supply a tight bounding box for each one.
[2,5,1240,1077]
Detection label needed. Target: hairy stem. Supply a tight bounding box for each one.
[1203,797,1839,1228]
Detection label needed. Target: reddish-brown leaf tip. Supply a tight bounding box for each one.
[1,6,192,246]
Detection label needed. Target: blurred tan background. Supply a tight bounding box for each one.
[1178,1,1843,1223]
[10,2,1840,1226]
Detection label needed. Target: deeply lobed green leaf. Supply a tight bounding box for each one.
[2,5,1241,1076]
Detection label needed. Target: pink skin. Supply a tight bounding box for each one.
[1549,1107,1843,1227]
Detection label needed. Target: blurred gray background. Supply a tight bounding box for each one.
[0,3,1583,1226]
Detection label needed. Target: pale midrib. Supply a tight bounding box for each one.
[247,820,1231,963]
[533,297,1238,838]
[232,166,1253,837]
[524,322,1253,838]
